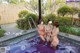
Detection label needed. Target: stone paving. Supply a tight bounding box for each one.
[1,23,22,35]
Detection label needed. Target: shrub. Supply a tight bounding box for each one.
[0,29,5,37]
[57,17,72,26]
[77,30,80,36]
[18,10,29,18]
[68,28,76,35]
[59,26,71,33]
[59,26,80,36]
[25,13,38,21]
[43,14,56,24]
[25,13,38,28]
[17,13,38,30]
[17,19,29,30]
[68,28,80,36]
[58,6,72,17]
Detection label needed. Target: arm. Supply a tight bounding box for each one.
[37,25,41,34]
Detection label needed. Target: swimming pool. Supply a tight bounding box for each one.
[2,35,79,53]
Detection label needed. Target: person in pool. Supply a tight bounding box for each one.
[51,21,59,50]
[37,20,46,43]
[45,20,53,44]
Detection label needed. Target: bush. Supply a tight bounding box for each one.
[58,6,72,17]
[57,17,72,26]
[25,13,38,22]
[25,13,38,28]
[59,26,80,36]
[18,10,29,18]
[59,26,71,33]
[68,28,80,36]
[0,29,5,37]
[68,28,76,35]
[17,13,38,30]
[77,30,80,36]
[17,19,29,30]
[43,14,56,24]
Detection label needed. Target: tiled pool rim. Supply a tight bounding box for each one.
[0,29,80,46]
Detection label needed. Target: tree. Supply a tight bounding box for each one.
[18,10,29,19]
[69,7,79,25]
[57,6,72,17]
[29,0,38,14]
[8,0,20,4]
[69,7,79,17]
[42,0,54,14]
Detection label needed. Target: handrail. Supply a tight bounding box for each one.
[28,19,32,29]
[29,17,37,28]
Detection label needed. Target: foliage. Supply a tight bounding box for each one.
[59,26,71,33]
[68,7,79,25]
[57,6,72,17]
[0,29,5,37]
[25,13,38,23]
[59,26,80,36]
[25,13,38,28]
[43,14,79,36]
[57,6,79,25]
[77,30,80,36]
[43,14,56,24]
[57,17,72,26]
[42,0,54,14]
[29,0,38,13]
[17,19,29,30]
[9,0,20,4]
[18,10,29,18]
[17,13,38,30]
[69,7,79,15]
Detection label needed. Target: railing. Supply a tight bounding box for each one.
[28,17,37,29]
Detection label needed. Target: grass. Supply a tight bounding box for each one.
[0,29,6,37]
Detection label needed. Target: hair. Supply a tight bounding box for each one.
[53,21,59,27]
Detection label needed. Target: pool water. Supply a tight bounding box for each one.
[4,36,79,53]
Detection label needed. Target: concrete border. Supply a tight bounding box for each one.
[0,29,80,46]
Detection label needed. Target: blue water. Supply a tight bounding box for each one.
[4,36,79,53]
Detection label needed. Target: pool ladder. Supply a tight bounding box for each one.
[28,17,37,29]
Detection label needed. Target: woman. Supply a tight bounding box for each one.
[45,20,53,43]
[51,22,59,50]
[37,20,46,42]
